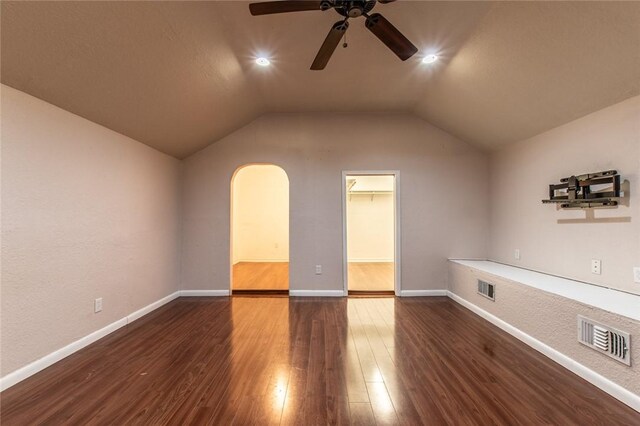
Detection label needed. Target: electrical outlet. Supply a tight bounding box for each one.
[94,298,103,313]
[514,249,520,260]
[591,259,601,275]
[633,267,640,283]
[315,265,322,275]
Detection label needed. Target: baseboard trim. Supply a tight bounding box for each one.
[180,290,230,297]
[0,290,181,392]
[446,291,640,412]
[400,289,447,297]
[127,292,180,323]
[289,290,345,297]
[348,259,394,263]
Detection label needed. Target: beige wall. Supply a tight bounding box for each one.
[448,262,640,396]
[347,175,395,262]
[232,164,289,264]
[182,113,489,292]
[1,85,182,375]
[489,96,640,295]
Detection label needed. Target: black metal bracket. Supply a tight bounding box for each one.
[542,170,621,209]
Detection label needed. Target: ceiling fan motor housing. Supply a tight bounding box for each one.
[334,0,377,18]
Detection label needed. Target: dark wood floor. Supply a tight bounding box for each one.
[1,297,637,424]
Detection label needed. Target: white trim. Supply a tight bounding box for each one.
[400,290,448,297]
[289,290,345,297]
[180,290,230,297]
[447,291,640,412]
[342,170,401,297]
[127,292,180,323]
[348,259,394,263]
[233,259,289,263]
[0,291,180,392]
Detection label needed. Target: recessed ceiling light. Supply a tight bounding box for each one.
[256,57,270,66]
[422,54,438,64]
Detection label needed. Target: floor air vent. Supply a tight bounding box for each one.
[477,280,495,301]
[578,316,631,366]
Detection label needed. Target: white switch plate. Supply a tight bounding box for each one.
[591,259,601,275]
[94,298,103,313]
[514,249,520,260]
[315,265,322,275]
[633,267,640,283]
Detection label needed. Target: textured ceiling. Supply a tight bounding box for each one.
[2,1,639,158]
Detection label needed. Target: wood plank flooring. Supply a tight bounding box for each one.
[1,297,638,424]
[233,262,288,290]
[348,262,394,291]
[232,262,394,292]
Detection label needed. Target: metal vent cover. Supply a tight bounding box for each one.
[477,280,495,301]
[578,316,631,366]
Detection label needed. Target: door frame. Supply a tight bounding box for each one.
[341,170,401,296]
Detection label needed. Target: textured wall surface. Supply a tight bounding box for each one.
[1,85,182,375]
[488,96,640,295]
[449,262,640,395]
[182,113,489,292]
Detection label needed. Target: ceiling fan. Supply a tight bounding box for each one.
[249,0,418,70]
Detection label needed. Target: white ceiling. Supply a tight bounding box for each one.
[2,1,639,158]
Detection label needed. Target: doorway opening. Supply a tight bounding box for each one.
[231,164,289,295]
[343,172,399,296]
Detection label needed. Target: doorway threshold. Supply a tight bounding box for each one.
[348,290,395,297]
[232,289,289,297]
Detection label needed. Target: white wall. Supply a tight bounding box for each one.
[488,96,640,295]
[182,113,489,292]
[232,164,289,263]
[346,175,394,262]
[1,85,182,375]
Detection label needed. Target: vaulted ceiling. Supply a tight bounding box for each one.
[2,1,639,158]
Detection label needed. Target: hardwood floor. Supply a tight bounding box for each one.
[233,262,288,290]
[348,262,394,291]
[1,297,638,424]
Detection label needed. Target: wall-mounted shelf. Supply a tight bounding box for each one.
[348,190,393,201]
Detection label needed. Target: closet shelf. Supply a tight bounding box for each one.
[348,190,393,201]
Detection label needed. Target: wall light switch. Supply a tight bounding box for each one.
[94,298,103,313]
[514,249,520,260]
[315,265,322,275]
[633,267,640,283]
[591,259,602,275]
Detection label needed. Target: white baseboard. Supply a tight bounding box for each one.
[447,291,640,412]
[233,259,289,263]
[400,289,447,297]
[180,290,230,297]
[127,292,180,323]
[289,290,345,297]
[0,290,181,392]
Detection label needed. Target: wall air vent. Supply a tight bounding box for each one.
[477,280,495,301]
[578,316,631,366]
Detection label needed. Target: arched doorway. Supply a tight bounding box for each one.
[230,164,289,294]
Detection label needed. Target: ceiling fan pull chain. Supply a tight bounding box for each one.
[343,32,348,48]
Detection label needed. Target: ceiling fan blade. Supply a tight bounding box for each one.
[311,20,349,70]
[364,13,418,61]
[249,1,323,16]
[377,0,397,3]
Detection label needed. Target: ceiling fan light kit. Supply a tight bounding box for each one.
[249,0,418,70]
